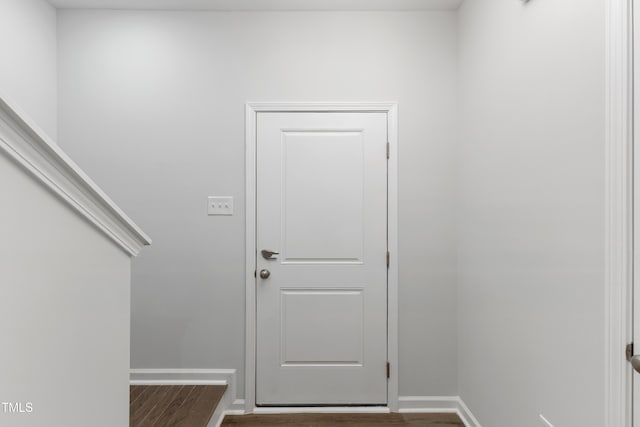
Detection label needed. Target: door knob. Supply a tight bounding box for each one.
[626,344,640,373]
[631,356,640,374]
[261,250,279,260]
[259,269,271,279]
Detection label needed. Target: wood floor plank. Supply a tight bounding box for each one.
[130,386,146,406]
[130,386,170,426]
[152,385,197,427]
[138,385,184,426]
[159,385,207,426]
[186,385,227,426]
[129,386,156,419]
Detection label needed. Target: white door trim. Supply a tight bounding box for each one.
[606,0,634,426]
[245,102,399,413]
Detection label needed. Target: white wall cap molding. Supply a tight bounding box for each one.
[0,94,151,256]
[129,369,236,385]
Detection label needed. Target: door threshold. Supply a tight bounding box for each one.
[252,406,391,414]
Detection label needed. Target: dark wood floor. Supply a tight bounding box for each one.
[222,413,465,426]
[130,384,226,427]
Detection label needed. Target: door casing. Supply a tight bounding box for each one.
[244,102,399,413]
[606,1,634,426]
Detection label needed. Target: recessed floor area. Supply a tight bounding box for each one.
[130,384,226,427]
[221,413,465,426]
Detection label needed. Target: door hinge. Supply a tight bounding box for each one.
[386,362,390,379]
[386,142,390,159]
[254,270,257,278]
[386,251,390,268]
[627,342,634,362]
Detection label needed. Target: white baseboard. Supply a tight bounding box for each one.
[226,399,246,415]
[216,399,245,427]
[397,396,459,412]
[457,398,482,427]
[129,369,238,427]
[398,396,481,427]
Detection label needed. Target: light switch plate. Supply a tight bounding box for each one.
[208,196,234,216]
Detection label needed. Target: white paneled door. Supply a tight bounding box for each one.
[255,112,388,406]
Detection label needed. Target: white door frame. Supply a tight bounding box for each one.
[606,0,634,426]
[244,102,399,413]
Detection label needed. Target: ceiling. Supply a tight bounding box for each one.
[47,0,463,11]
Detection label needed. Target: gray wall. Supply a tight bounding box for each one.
[0,0,57,139]
[57,10,459,397]
[0,151,131,427]
[457,0,605,426]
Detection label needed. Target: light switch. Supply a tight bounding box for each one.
[208,196,234,216]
